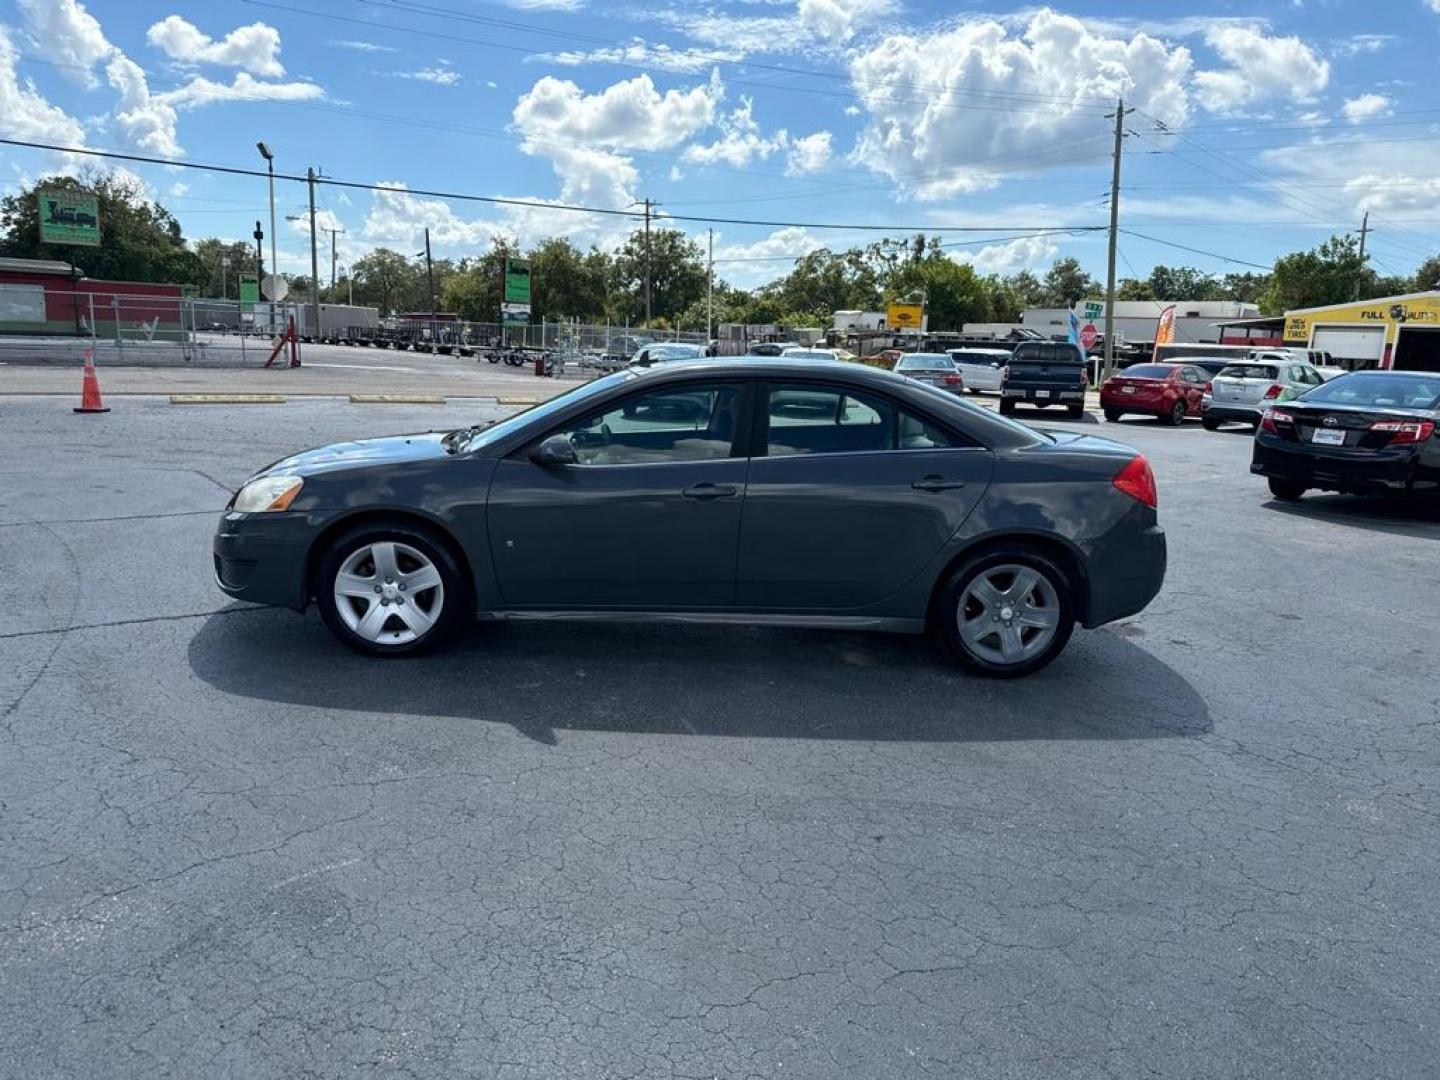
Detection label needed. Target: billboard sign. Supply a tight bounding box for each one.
[504,258,532,305]
[501,301,531,324]
[38,190,100,247]
[886,302,924,331]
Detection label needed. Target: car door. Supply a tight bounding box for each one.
[1179,366,1206,413]
[486,379,753,609]
[735,381,992,611]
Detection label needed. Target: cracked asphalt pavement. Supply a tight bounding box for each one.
[2,394,1438,1078]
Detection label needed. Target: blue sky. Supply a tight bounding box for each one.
[2,0,1439,290]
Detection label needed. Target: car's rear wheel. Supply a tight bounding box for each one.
[998,399,1015,416]
[1103,408,1122,423]
[1165,398,1186,426]
[1202,415,1220,431]
[1066,403,1084,419]
[935,549,1076,678]
[1267,477,1306,501]
[315,521,465,656]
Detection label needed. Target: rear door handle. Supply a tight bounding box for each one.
[682,482,738,500]
[912,475,967,492]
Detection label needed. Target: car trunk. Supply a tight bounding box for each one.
[1274,405,1428,451]
[1107,377,1166,402]
[905,368,961,388]
[1211,365,1279,405]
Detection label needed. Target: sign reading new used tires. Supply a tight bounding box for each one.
[38,190,101,247]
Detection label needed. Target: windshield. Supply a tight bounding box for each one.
[897,354,953,370]
[951,351,1006,363]
[1120,365,1175,379]
[453,372,631,452]
[1300,373,1440,410]
[1218,364,1278,380]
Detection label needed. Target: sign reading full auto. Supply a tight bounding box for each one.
[38,190,101,247]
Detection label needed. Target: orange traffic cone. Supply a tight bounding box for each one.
[74,351,109,414]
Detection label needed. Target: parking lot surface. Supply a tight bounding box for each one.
[3,395,1438,1078]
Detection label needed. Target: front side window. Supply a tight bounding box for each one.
[557,384,744,465]
[765,384,956,455]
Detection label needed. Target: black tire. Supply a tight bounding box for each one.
[1165,398,1186,426]
[998,399,1015,416]
[1066,403,1084,419]
[314,520,467,657]
[1202,415,1220,431]
[1034,401,1050,409]
[933,547,1076,679]
[1103,409,1122,423]
[1268,477,1306,501]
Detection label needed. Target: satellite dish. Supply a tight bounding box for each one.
[261,274,289,301]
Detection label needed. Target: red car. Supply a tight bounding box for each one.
[1101,363,1209,426]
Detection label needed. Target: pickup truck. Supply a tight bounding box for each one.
[999,341,1088,419]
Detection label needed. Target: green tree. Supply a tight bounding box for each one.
[1039,257,1101,307]
[889,254,996,331]
[1219,272,1269,305]
[612,227,707,327]
[1413,256,1440,292]
[529,238,608,322]
[1258,235,1370,315]
[1116,278,1157,301]
[0,170,200,285]
[351,248,427,314]
[191,237,257,298]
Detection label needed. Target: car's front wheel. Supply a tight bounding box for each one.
[315,521,465,656]
[1202,415,1220,431]
[935,549,1076,678]
[1165,398,1186,426]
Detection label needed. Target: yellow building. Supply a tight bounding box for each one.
[1283,291,1440,372]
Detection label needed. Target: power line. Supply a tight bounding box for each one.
[0,136,1108,234]
[1118,229,1272,270]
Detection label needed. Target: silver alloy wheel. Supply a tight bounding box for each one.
[957,563,1061,665]
[333,540,444,646]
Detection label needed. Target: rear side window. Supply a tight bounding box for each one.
[765,385,956,455]
[1219,364,1278,380]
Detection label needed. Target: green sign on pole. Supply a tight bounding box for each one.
[239,273,260,305]
[38,190,101,247]
[1084,301,1103,321]
[504,258,532,305]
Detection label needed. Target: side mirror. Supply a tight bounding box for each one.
[531,434,578,466]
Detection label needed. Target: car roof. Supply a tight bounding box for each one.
[1341,369,1440,379]
[950,347,1010,354]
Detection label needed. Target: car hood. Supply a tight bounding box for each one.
[259,432,452,478]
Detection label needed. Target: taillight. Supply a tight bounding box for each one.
[1001,365,1010,383]
[1370,419,1436,445]
[1202,382,1212,395]
[1262,383,1284,400]
[942,373,963,385]
[1259,408,1294,434]
[1112,454,1157,508]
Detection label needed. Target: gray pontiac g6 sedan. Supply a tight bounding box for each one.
[215,360,1166,677]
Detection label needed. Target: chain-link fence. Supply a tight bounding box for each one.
[0,288,306,367]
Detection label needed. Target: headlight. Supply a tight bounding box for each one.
[233,475,303,513]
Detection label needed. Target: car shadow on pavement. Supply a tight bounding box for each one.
[1263,494,1440,540]
[189,609,1211,745]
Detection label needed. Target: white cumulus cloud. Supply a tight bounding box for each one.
[395,67,462,86]
[145,16,285,77]
[848,9,1193,200]
[0,26,88,146]
[107,55,181,157]
[1193,25,1328,114]
[957,234,1061,276]
[331,40,396,54]
[155,72,324,109]
[513,71,722,151]
[682,98,786,166]
[15,0,112,86]
[542,40,725,75]
[786,130,833,175]
[797,0,895,44]
[1342,93,1392,123]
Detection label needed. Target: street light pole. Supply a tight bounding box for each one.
[257,142,278,337]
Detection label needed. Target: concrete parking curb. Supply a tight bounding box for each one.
[169,394,286,405]
[497,397,544,405]
[347,394,446,404]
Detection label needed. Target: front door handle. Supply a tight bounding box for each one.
[682,482,739,500]
[912,475,967,492]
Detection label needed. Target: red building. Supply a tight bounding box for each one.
[0,256,183,336]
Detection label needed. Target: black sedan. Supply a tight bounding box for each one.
[215,360,1166,677]
[1251,370,1440,500]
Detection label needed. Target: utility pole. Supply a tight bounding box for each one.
[1101,98,1130,389]
[326,226,346,288]
[644,197,653,327]
[423,227,436,314]
[307,166,321,342]
[706,227,713,344]
[1354,211,1371,301]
